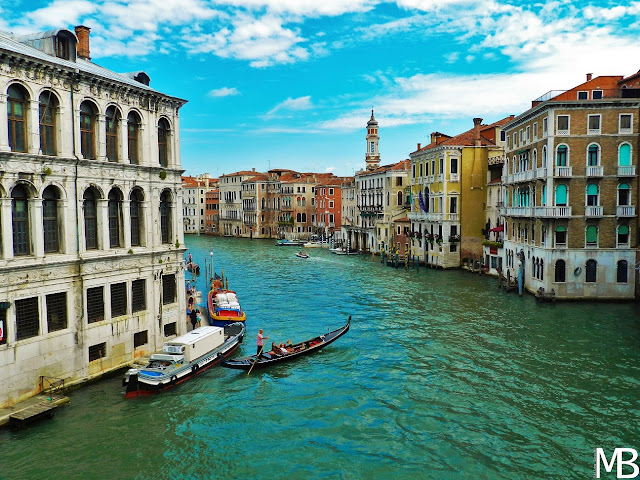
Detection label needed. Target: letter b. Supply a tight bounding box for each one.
[617,449,639,479]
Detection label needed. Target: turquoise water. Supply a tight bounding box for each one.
[1,235,639,479]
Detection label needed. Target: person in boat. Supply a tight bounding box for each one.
[284,339,294,353]
[188,252,192,263]
[257,329,269,356]
[277,343,288,355]
[269,342,280,356]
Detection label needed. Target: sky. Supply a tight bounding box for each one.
[1,0,639,177]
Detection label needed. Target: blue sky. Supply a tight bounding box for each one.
[2,0,638,177]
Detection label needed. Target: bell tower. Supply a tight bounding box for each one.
[365,109,380,171]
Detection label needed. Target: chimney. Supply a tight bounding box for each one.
[473,117,483,146]
[430,132,436,144]
[586,73,592,82]
[252,167,255,172]
[74,25,91,60]
[417,143,421,150]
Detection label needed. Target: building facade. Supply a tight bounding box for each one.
[501,74,639,299]
[0,27,187,408]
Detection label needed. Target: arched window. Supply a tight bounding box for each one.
[586,184,599,206]
[158,118,170,167]
[587,144,599,166]
[618,183,630,206]
[555,260,566,282]
[585,225,598,246]
[302,213,307,223]
[397,191,403,206]
[105,106,120,162]
[127,112,140,165]
[532,149,537,168]
[617,225,629,245]
[617,260,628,283]
[618,143,631,166]
[540,259,544,281]
[532,257,537,278]
[585,259,597,283]
[108,189,123,248]
[159,190,171,244]
[80,101,96,159]
[12,184,30,255]
[83,188,98,250]
[130,189,143,247]
[39,91,57,156]
[8,84,28,152]
[542,146,547,166]
[541,185,546,206]
[261,198,266,209]
[296,213,302,222]
[556,145,568,166]
[555,225,567,246]
[424,187,430,212]
[555,184,567,206]
[43,186,59,253]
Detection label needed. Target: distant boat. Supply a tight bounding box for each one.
[303,241,325,248]
[275,239,304,246]
[332,248,358,255]
[296,252,310,259]
[222,317,350,371]
[187,262,200,275]
[123,323,245,397]
[208,281,247,327]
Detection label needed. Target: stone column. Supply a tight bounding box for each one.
[30,198,44,258]
[98,198,109,250]
[97,113,106,161]
[0,198,13,259]
[28,100,40,154]
[119,116,128,163]
[0,94,10,152]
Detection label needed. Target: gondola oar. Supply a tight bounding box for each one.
[247,345,265,376]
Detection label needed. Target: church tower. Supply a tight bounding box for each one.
[365,110,380,171]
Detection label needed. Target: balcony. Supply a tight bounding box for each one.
[586,165,603,177]
[533,206,572,217]
[512,170,535,183]
[450,173,460,182]
[505,207,533,217]
[554,166,572,177]
[618,165,636,176]
[584,205,603,217]
[535,167,547,179]
[447,213,459,222]
[617,206,636,217]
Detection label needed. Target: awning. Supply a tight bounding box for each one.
[489,225,504,232]
[516,149,529,154]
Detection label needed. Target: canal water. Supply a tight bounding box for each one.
[1,235,639,479]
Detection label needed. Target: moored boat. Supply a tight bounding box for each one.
[221,317,350,371]
[208,283,247,327]
[187,262,200,275]
[123,323,245,397]
[275,239,304,246]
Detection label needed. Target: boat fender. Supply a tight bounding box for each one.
[170,376,177,385]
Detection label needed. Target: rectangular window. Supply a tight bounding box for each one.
[619,114,632,133]
[450,158,458,174]
[450,197,458,213]
[532,123,538,139]
[542,117,548,136]
[87,286,104,323]
[162,274,176,305]
[525,126,530,142]
[0,309,7,345]
[15,297,39,341]
[557,115,569,134]
[46,292,67,333]
[110,282,127,318]
[577,91,588,100]
[164,322,177,337]
[587,115,601,133]
[512,133,517,147]
[134,330,148,348]
[88,342,106,362]
[500,130,506,142]
[132,279,146,313]
[592,90,603,99]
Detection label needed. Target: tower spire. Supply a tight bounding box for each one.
[365,109,380,171]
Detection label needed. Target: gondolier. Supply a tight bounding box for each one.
[256,329,269,356]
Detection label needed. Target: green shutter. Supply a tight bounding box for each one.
[618,225,629,235]
[555,184,567,205]
[587,184,598,195]
[586,225,597,243]
[619,144,631,166]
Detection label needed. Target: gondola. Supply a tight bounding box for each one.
[221,317,350,371]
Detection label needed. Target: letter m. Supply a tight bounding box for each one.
[595,448,639,479]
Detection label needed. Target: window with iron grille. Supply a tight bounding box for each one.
[134,330,148,348]
[162,274,176,305]
[87,287,104,323]
[46,292,67,332]
[163,322,176,337]
[0,308,7,345]
[132,279,146,313]
[110,282,127,318]
[15,297,39,340]
[88,342,106,362]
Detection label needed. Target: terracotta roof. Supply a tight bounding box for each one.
[357,160,410,176]
[220,170,262,177]
[393,216,410,222]
[245,173,269,182]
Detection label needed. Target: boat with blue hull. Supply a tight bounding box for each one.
[123,323,245,397]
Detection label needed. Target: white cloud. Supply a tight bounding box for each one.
[211,0,376,17]
[25,0,98,30]
[265,96,313,117]
[209,87,240,97]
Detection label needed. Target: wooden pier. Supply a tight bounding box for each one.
[9,399,60,428]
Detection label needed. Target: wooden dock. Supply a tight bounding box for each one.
[9,397,61,428]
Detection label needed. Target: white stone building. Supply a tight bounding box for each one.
[0,26,187,408]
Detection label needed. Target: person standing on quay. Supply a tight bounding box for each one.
[256,329,269,356]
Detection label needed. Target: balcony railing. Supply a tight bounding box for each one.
[584,205,603,217]
[586,165,603,177]
[617,205,636,217]
[450,173,460,182]
[535,167,547,179]
[505,207,533,217]
[618,165,636,176]
[534,206,572,217]
[554,166,572,177]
